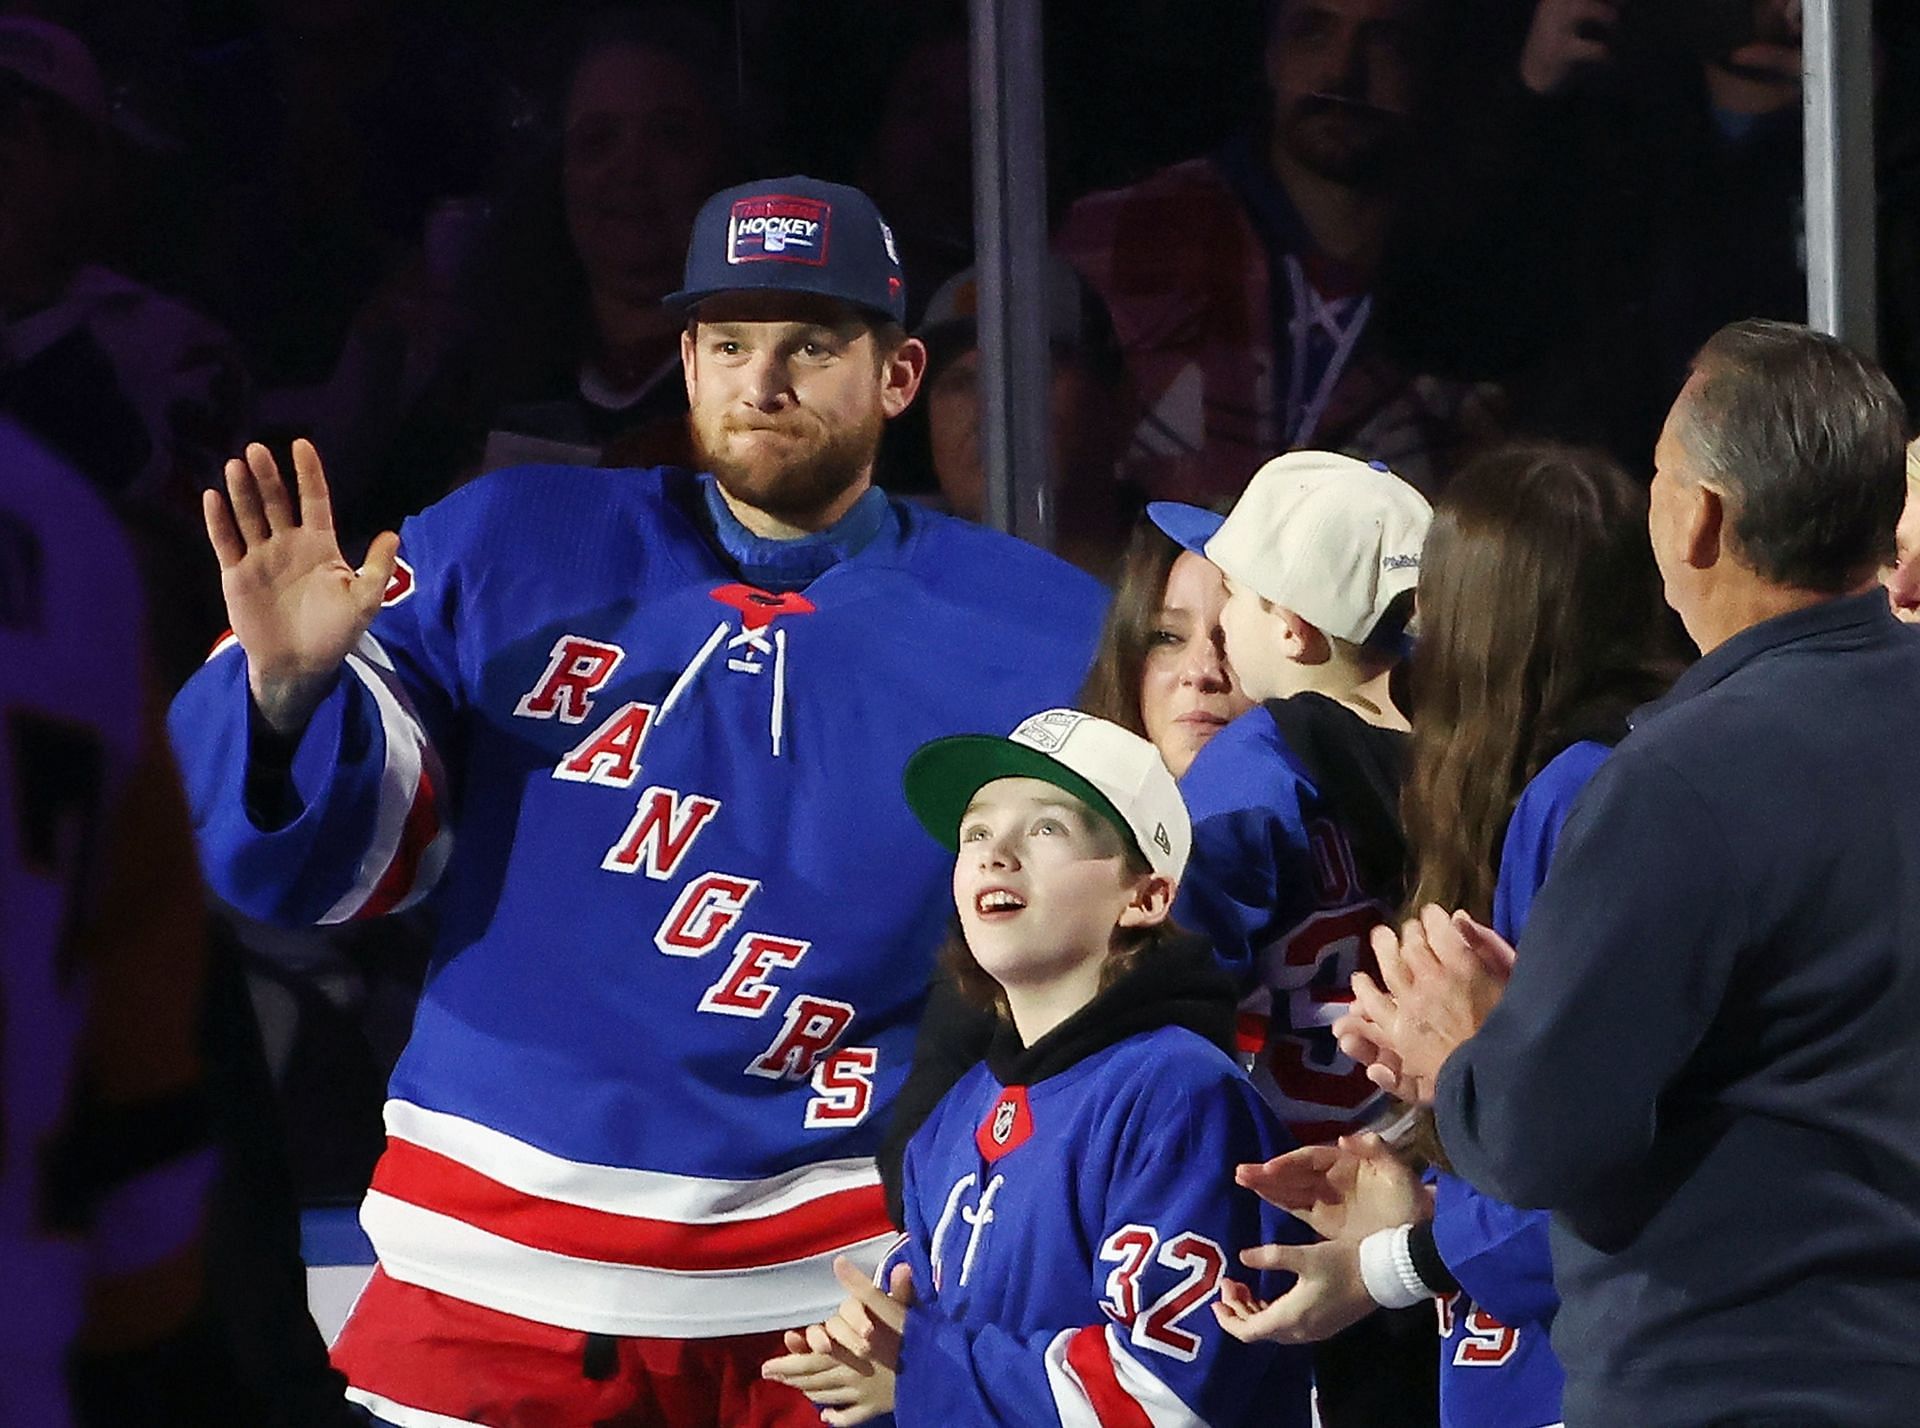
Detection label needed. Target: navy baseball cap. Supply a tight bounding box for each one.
[666,175,907,324]
[1146,501,1225,556]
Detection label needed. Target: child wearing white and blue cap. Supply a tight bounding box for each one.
[766,709,1316,1428]
[1151,450,1435,1428]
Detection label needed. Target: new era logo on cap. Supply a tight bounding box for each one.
[728,195,830,267]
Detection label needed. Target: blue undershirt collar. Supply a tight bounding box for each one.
[697,473,893,592]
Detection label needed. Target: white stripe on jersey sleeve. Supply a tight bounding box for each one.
[318,633,448,924]
[1040,1325,1207,1428]
[1041,1328,1105,1428]
[1108,1331,1208,1427]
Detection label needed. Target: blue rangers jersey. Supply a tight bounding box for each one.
[892,951,1315,1427]
[1432,739,1610,1428]
[1175,694,1409,1143]
[168,464,1104,1338]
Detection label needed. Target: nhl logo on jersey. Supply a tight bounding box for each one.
[1011,708,1087,753]
[974,1085,1033,1162]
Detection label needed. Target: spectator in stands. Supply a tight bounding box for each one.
[181,0,497,401]
[914,256,1137,576]
[1343,320,1920,1428]
[326,6,736,538]
[1216,441,1679,1428]
[1889,434,1920,621]
[855,12,975,309]
[1078,514,1254,778]
[0,15,249,681]
[1381,0,1808,469]
[0,16,248,517]
[1054,0,1493,503]
[3,419,236,1427]
[878,510,1252,1224]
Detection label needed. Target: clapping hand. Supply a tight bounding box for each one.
[1333,905,1516,1107]
[762,1256,914,1426]
[1234,1131,1430,1242]
[1213,1240,1378,1345]
[1213,1132,1432,1346]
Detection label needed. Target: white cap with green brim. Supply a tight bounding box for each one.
[903,709,1191,882]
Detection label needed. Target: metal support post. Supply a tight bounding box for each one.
[968,0,1055,547]
[1803,0,1878,352]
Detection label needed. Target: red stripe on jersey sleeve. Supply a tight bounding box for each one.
[355,763,441,921]
[1063,1325,1156,1428]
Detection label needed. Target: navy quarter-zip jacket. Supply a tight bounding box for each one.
[1434,591,1920,1428]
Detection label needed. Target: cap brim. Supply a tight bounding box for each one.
[664,285,900,324]
[1146,502,1224,556]
[903,735,1135,860]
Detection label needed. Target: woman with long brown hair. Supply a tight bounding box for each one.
[1401,443,1677,922]
[1221,441,1680,1428]
[1079,513,1252,777]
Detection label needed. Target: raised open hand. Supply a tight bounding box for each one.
[203,440,398,735]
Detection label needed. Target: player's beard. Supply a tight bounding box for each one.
[693,403,886,527]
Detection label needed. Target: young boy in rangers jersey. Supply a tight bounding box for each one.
[1149,452,1435,1427]
[764,708,1314,1426]
[1147,453,1427,1144]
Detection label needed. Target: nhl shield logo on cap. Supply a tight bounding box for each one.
[727,195,831,267]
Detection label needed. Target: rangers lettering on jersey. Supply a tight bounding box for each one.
[514,635,625,724]
[553,702,657,787]
[165,460,1108,1346]
[601,786,721,878]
